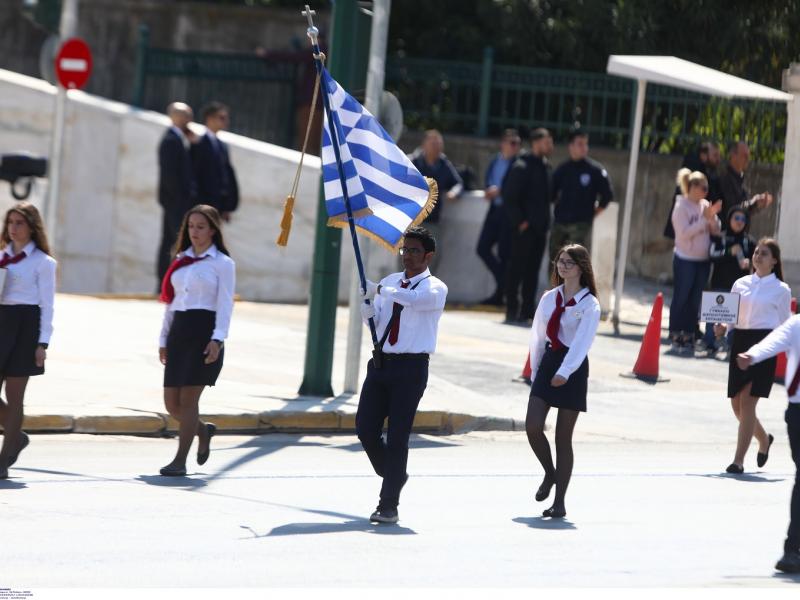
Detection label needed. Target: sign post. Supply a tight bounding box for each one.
[45,0,90,245]
[45,36,91,243]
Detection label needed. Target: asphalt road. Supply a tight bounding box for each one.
[2,431,799,588]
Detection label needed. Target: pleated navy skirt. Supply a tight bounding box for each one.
[0,305,44,377]
[531,343,589,412]
[164,310,224,387]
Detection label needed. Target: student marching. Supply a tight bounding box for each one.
[0,203,56,479]
[158,204,235,476]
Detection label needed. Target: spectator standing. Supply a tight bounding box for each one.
[410,130,463,273]
[719,141,773,217]
[157,102,197,288]
[549,129,613,260]
[502,127,553,324]
[700,207,756,357]
[669,169,721,354]
[664,141,722,239]
[475,129,520,306]
[193,102,240,223]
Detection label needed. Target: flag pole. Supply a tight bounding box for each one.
[302,5,378,346]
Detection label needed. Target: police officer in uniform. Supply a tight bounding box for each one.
[549,128,613,261]
[359,226,448,523]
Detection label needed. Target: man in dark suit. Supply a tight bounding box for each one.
[193,102,240,222]
[157,101,197,286]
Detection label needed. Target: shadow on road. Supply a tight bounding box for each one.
[513,516,577,530]
[690,473,786,483]
[205,437,331,483]
[136,474,208,488]
[241,506,417,538]
[329,436,462,454]
[0,478,27,489]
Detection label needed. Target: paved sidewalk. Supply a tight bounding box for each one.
[11,277,792,446]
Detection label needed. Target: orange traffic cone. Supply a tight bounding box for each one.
[775,297,798,383]
[621,292,669,383]
[513,353,532,384]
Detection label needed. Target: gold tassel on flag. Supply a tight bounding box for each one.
[276,52,324,247]
[276,194,295,247]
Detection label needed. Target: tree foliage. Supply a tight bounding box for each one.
[390,0,800,88]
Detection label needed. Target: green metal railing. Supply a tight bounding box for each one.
[386,48,787,163]
[132,26,298,147]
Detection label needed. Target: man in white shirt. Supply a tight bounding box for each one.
[738,314,800,574]
[359,226,448,523]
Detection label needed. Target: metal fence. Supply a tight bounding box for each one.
[131,26,297,147]
[386,48,787,163]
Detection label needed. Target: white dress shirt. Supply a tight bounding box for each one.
[159,244,236,346]
[748,314,800,404]
[529,285,601,379]
[730,273,792,330]
[365,268,448,354]
[1,241,57,344]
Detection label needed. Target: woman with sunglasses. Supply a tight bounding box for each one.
[702,206,756,358]
[716,238,791,474]
[669,168,722,354]
[526,244,601,519]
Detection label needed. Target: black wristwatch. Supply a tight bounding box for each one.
[38,343,49,350]
[211,339,224,348]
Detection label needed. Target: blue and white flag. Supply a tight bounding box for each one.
[320,67,437,250]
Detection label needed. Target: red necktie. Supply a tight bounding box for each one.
[387,280,410,346]
[788,361,800,397]
[0,251,26,268]
[159,255,209,303]
[546,291,576,351]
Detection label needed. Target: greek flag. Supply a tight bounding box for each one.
[320,67,437,250]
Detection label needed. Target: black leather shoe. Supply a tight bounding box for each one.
[535,476,555,502]
[775,550,800,574]
[542,506,566,518]
[8,432,29,467]
[726,463,744,474]
[370,506,399,524]
[197,423,217,466]
[159,464,187,477]
[757,434,774,468]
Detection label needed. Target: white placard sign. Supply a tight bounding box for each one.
[701,291,740,324]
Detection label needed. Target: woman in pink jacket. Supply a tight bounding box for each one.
[669,168,721,354]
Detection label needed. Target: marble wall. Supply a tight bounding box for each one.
[0,68,473,303]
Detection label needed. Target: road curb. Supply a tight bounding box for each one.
[19,410,523,435]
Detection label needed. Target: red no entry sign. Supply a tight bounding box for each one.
[55,38,92,90]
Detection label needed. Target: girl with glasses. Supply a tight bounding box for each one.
[669,168,722,355]
[526,244,601,518]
